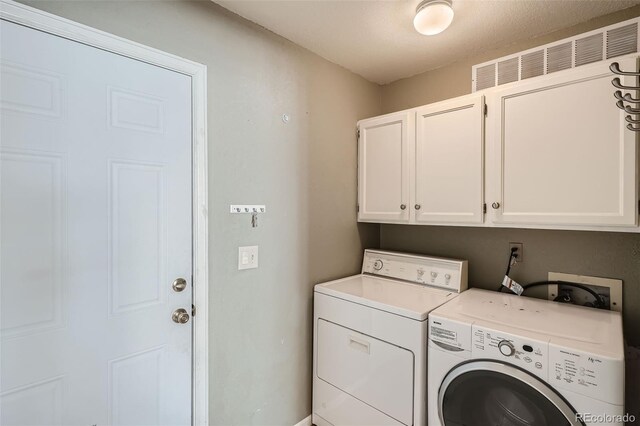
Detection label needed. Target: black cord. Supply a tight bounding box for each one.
[498,280,606,309]
[497,247,519,291]
[505,247,518,276]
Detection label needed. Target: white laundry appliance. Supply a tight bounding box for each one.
[428,288,625,426]
[312,249,468,426]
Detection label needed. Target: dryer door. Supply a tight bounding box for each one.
[316,319,414,425]
[438,360,584,426]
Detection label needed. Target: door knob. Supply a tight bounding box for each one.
[400,204,407,210]
[491,202,501,209]
[415,204,421,210]
[172,278,187,292]
[172,308,190,324]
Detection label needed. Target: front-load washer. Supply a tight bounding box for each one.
[428,288,625,426]
[312,249,468,426]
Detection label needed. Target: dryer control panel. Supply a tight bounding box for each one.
[362,249,468,292]
[471,326,549,379]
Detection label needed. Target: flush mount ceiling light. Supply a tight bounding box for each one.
[413,0,454,36]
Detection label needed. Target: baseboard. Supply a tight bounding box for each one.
[293,414,312,426]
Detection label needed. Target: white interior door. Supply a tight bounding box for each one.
[415,95,484,224]
[357,111,412,223]
[0,19,193,426]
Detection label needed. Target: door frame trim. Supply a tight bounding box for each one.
[0,1,209,424]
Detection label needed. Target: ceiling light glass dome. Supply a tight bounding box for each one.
[413,0,454,36]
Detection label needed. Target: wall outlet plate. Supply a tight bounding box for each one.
[548,272,622,312]
[509,242,523,263]
[238,246,259,270]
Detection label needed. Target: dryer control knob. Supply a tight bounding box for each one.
[498,340,515,357]
[373,260,384,271]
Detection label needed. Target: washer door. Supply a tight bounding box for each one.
[438,361,584,426]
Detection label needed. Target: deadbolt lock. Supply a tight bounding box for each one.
[172,308,190,324]
[172,278,187,292]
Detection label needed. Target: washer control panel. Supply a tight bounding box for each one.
[472,326,548,378]
[429,317,472,352]
[361,249,467,292]
[549,345,623,404]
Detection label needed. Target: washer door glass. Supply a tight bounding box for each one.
[439,361,583,426]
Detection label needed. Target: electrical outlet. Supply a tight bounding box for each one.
[509,242,523,263]
[548,272,622,312]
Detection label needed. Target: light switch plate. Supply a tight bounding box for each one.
[238,246,258,270]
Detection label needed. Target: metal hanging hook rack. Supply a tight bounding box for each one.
[610,61,640,132]
[614,90,640,103]
[609,62,640,76]
[612,77,639,91]
[616,100,640,114]
[625,115,640,124]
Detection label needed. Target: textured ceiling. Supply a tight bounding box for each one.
[214,0,640,84]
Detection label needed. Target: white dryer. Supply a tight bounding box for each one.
[313,250,468,426]
[428,288,625,426]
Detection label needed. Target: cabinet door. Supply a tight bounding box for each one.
[415,95,485,224]
[358,111,412,223]
[488,58,638,227]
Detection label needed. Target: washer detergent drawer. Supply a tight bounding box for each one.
[316,319,414,425]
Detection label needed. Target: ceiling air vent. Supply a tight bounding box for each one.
[471,17,639,92]
[520,50,544,80]
[474,63,496,91]
[498,57,519,85]
[575,33,603,66]
[547,42,573,74]
[607,22,638,59]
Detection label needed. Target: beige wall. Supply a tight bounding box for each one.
[382,5,640,113]
[379,6,640,346]
[19,0,380,424]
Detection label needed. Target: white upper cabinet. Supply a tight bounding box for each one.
[357,111,413,223]
[487,57,638,227]
[357,55,639,231]
[415,95,485,224]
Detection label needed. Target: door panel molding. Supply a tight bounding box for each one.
[0,148,67,338]
[0,1,209,424]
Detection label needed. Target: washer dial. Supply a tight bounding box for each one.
[498,340,516,357]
